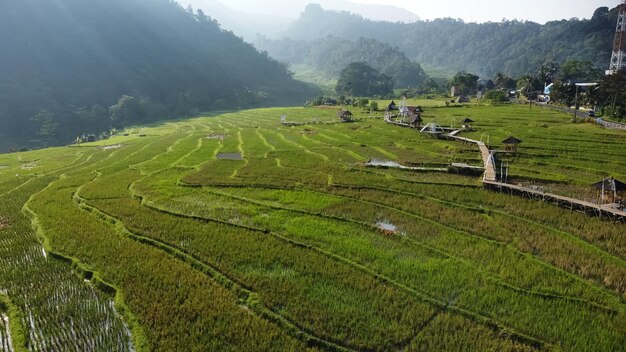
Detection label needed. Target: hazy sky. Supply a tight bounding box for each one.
[348,0,622,23]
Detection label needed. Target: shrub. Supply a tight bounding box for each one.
[484,90,508,103]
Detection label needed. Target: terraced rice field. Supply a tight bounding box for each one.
[0,102,624,351]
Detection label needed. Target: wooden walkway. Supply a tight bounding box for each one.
[382,120,625,222]
[484,181,626,223]
[602,120,626,131]
[447,132,497,182]
[448,131,625,222]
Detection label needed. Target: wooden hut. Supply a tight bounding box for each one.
[337,109,354,123]
[461,118,474,130]
[409,113,423,128]
[592,177,626,205]
[502,136,522,152]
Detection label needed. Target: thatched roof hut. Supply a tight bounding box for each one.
[502,136,522,152]
[502,136,522,145]
[337,109,354,122]
[409,114,423,128]
[410,114,423,123]
[592,177,626,204]
[592,178,626,192]
[461,117,475,130]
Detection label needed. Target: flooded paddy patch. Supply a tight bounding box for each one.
[217,152,243,160]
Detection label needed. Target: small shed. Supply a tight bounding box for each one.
[461,118,475,130]
[592,177,626,204]
[502,136,522,152]
[337,109,354,123]
[388,101,398,111]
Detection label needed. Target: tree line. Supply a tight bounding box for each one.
[316,58,625,120]
[284,4,620,78]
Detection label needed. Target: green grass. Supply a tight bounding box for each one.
[290,64,337,95]
[0,103,625,351]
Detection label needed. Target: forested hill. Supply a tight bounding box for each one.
[283,4,619,78]
[0,0,316,151]
[254,36,428,88]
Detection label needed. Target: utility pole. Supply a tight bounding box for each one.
[607,0,626,75]
[505,163,508,184]
[573,83,598,123]
[573,84,579,122]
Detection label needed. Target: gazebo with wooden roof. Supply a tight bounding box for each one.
[592,177,626,204]
[502,136,522,152]
[337,109,354,123]
[461,118,474,130]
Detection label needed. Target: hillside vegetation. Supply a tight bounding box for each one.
[0,0,316,151]
[281,4,618,78]
[1,102,625,351]
[255,36,428,88]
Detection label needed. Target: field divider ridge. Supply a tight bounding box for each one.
[21,188,147,352]
[199,186,622,315]
[133,181,548,349]
[75,178,356,352]
[332,183,626,274]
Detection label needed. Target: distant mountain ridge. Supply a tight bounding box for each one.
[283,4,620,78]
[177,0,294,39]
[179,0,420,40]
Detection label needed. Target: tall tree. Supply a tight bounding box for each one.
[560,60,600,82]
[592,72,626,119]
[451,72,479,96]
[336,62,394,97]
[536,62,560,86]
[494,73,516,90]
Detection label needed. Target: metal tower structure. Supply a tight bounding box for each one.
[608,0,626,74]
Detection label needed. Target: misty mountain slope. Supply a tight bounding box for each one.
[222,0,420,23]
[179,0,420,41]
[284,4,618,77]
[255,36,428,88]
[176,0,293,39]
[0,0,315,150]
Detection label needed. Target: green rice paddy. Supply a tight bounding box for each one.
[0,101,625,351]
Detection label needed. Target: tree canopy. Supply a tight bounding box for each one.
[283,4,620,78]
[335,62,394,97]
[451,72,479,96]
[256,36,428,88]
